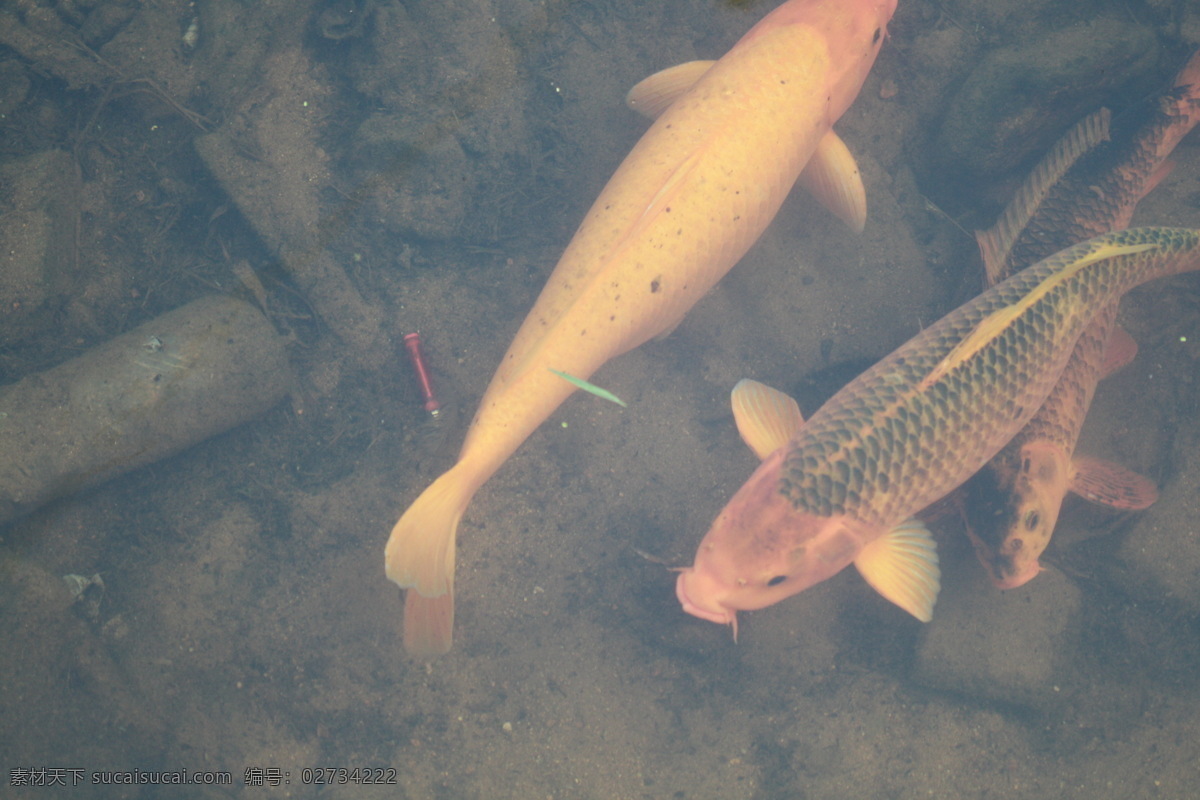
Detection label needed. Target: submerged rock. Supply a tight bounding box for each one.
[932,18,1159,188]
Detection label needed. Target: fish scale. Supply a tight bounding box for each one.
[992,85,1200,279]
[780,228,1198,530]
[677,227,1200,634]
[963,53,1200,586]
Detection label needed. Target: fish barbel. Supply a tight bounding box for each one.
[677,227,1200,633]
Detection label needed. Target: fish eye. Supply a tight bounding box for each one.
[1023,510,1040,531]
[767,575,787,587]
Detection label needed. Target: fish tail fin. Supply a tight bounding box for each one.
[385,463,479,656]
[403,590,455,657]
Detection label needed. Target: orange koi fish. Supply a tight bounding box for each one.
[677,228,1200,635]
[386,0,898,655]
[963,50,1200,588]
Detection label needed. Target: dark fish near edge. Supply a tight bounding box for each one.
[964,50,1200,588]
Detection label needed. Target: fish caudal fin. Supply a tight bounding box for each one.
[385,462,479,655]
[403,590,455,657]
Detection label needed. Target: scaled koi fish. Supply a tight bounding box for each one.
[386,0,898,655]
[677,228,1200,635]
[963,49,1200,588]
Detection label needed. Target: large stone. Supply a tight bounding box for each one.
[932,18,1158,187]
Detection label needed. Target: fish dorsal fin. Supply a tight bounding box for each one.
[799,130,867,233]
[853,518,940,622]
[625,60,717,119]
[1069,456,1159,509]
[976,108,1112,287]
[620,145,708,254]
[730,379,805,460]
[920,240,1158,390]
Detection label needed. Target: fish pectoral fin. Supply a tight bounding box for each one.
[1099,324,1138,377]
[853,518,940,622]
[1069,456,1159,510]
[625,60,716,119]
[799,130,867,233]
[730,379,805,460]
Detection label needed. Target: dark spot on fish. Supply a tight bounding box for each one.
[609,315,616,322]
[873,28,881,44]
[650,279,661,293]
[767,575,786,587]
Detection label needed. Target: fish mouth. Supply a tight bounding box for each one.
[675,570,736,627]
[990,560,1042,590]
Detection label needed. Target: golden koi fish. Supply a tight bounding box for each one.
[677,228,1200,635]
[386,0,898,655]
[963,50,1200,588]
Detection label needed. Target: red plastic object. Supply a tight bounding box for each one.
[403,332,441,417]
